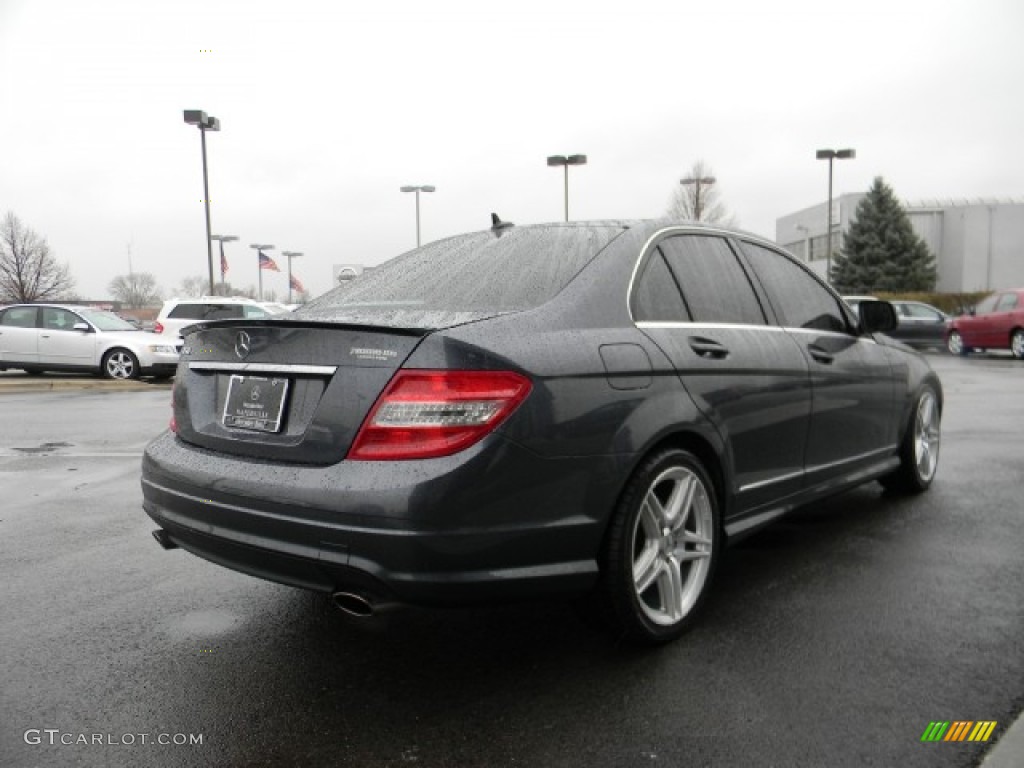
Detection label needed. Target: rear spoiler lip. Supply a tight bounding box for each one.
[180,317,433,339]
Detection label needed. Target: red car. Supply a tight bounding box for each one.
[947,289,1024,359]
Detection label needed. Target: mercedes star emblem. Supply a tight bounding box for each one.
[235,331,251,360]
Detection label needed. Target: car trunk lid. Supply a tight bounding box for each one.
[173,319,428,465]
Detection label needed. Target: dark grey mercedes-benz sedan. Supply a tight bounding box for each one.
[142,219,942,644]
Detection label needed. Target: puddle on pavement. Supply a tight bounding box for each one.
[13,442,74,454]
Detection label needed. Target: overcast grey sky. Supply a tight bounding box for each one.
[1,0,1021,300]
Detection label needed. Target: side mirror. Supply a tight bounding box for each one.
[72,322,91,332]
[859,300,898,334]
[968,307,977,316]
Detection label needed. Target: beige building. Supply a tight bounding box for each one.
[776,196,1024,292]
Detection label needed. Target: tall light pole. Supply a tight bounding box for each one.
[183,110,221,295]
[250,243,275,300]
[210,234,238,294]
[399,185,435,247]
[546,154,587,222]
[816,148,856,282]
[680,174,716,222]
[281,251,303,303]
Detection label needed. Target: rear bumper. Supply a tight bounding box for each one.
[142,431,628,605]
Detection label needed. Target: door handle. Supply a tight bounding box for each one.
[41,334,51,339]
[688,337,730,359]
[807,343,834,364]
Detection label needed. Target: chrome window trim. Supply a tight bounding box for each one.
[637,321,788,333]
[625,226,797,327]
[188,362,337,375]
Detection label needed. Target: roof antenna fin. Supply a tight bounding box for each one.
[490,213,514,233]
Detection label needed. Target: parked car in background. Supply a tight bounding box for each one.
[947,289,1024,358]
[0,304,181,379]
[143,220,942,645]
[154,296,273,340]
[888,300,950,351]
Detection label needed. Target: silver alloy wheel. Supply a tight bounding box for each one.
[914,391,941,483]
[631,465,714,626]
[947,331,964,356]
[1011,330,1024,359]
[104,350,137,379]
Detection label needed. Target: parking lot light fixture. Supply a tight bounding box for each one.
[184,110,222,294]
[400,185,436,247]
[210,235,238,294]
[679,174,717,222]
[815,148,856,282]
[249,243,275,300]
[281,251,304,303]
[546,155,587,222]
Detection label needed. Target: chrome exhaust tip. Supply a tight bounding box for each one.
[331,591,375,618]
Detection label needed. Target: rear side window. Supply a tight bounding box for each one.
[303,225,623,321]
[632,251,690,322]
[739,241,848,333]
[169,303,245,320]
[658,235,766,325]
[0,307,37,327]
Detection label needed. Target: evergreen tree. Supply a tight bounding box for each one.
[831,177,936,293]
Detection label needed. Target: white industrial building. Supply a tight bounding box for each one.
[776,196,1024,292]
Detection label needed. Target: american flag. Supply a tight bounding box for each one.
[289,274,305,293]
[259,251,280,272]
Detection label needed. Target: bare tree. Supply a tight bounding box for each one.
[108,272,162,308]
[0,211,75,302]
[176,275,208,298]
[665,160,736,225]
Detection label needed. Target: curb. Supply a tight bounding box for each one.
[981,711,1024,768]
[0,378,171,394]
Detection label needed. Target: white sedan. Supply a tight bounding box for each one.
[0,304,181,380]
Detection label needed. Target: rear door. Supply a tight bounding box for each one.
[0,306,40,364]
[736,240,898,488]
[633,232,812,514]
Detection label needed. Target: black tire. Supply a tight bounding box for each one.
[1010,329,1024,360]
[598,448,721,645]
[23,367,44,376]
[947,331,968,357]
[102,349,140,380]
[879,385,941,494]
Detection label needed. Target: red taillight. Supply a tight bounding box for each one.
[348,370,532,461]
[154,321,165,334]
[169,391,178,433]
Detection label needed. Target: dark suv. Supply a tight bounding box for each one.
[143,220,941,644]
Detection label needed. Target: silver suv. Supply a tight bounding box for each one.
[154,297,273,340]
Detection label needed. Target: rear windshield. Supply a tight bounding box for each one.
[299,225,623,328]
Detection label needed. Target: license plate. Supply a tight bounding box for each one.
[222,375,289,433]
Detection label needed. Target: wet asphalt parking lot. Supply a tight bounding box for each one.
[0,354,1021,767]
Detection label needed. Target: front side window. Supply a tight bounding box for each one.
[42,307,81,330]
[658,235,766,325]
[974,295,998,315]
[739,241,849,333]
[995,293,1019,312]
[901,303,943,321]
